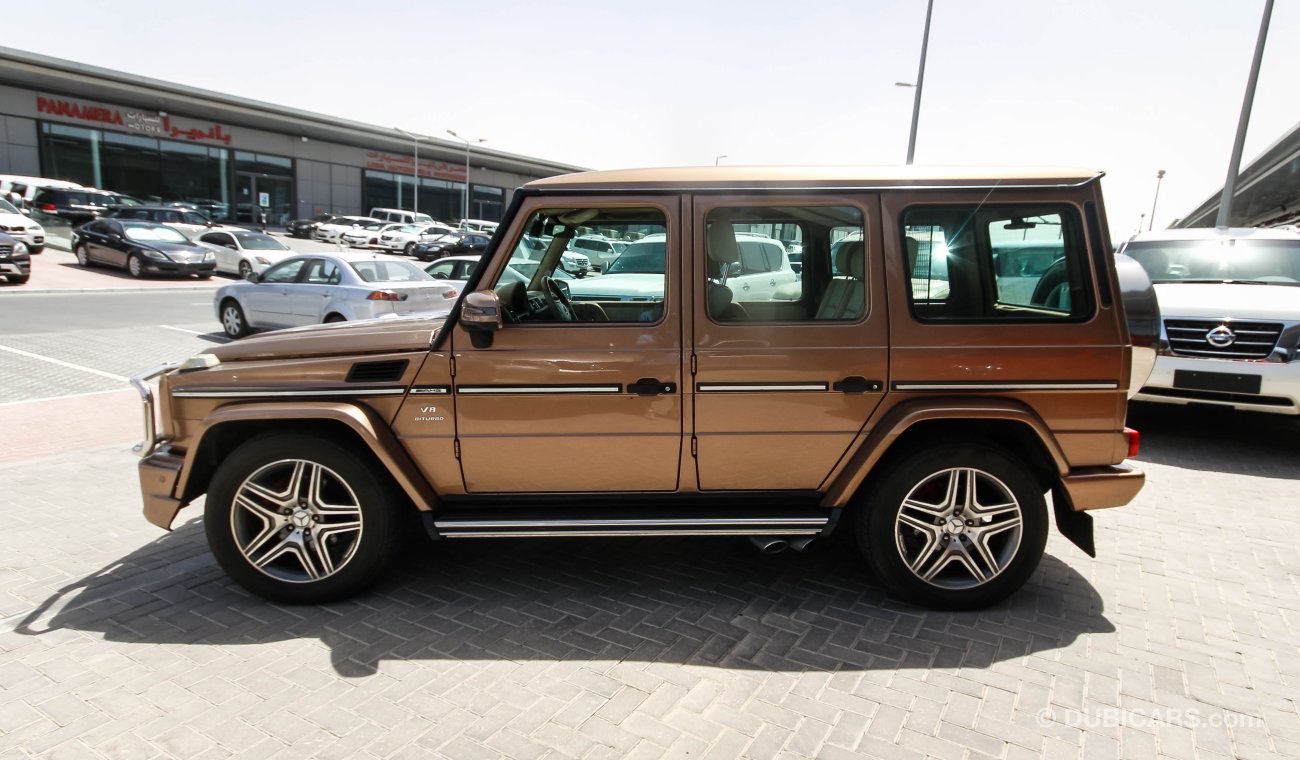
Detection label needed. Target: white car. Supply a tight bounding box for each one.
[315,216,381,242]
[1118,226,1300,415]
[567,234,628,272]
[214,251,458,338]
[341,222,405,249]
[196,230,295,278]
[513,234,589,277]
[381,223,458,255]
[0,197,44,252]
[567,232,797,302]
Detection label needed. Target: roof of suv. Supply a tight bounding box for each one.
[1124,226,1300,244]
[526,166,1103,191]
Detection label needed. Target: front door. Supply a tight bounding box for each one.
[691,196,888,490]
[451,198,683,493]
[243,257,307,327]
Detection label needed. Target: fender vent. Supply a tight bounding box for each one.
[346,360,409,383]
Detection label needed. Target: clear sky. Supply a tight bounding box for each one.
[8,0,1298,237]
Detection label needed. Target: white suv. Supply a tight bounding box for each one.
[1118,226,1300,415]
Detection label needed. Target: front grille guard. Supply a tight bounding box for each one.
[130,362,179,457]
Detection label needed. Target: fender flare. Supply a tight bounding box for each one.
[820,397,1069,509]
[176,400,438,513]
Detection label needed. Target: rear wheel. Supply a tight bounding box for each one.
[204,434,402,603]
[856,444,1047,609]
[220,299,251,338]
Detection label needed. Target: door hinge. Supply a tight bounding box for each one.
[454,439,461,459]
[690,354,697,375]
[691,436,698,457]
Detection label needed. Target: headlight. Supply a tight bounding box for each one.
[255,256,271,265]
[142,249,169,261]
[14,242,28,255]
[203,251,216,261]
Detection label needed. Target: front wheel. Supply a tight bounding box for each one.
[75,245,93,267]
[127,254,144,278]
[238,260,254,279]
[204,434,403,603]
[856,444,1048,610]
[220,299,251,339]
[403,241,415,256]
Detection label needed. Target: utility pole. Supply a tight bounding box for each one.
[1216,0,1274,229]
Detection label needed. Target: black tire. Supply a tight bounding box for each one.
[856,444,1048,610]
[75,245,93,267]
[219,299,251,339]
[197,272,213,280]
[324,313,346,323]
[28,245,44,254]
[238,260,254,280]
[127,254,145,278]
[403,241,415,256]
[204,433,403,604]
[7,275,30,285]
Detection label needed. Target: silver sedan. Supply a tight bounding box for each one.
[215,251,458,338]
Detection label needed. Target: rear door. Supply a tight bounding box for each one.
[690,195,888,490]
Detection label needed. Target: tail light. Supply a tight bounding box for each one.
[366,290,408,301]
[1124,427,1140,458]
[40,203,56,212]
[443,289,458,299]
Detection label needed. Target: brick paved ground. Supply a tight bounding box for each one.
[0,400,1297,759]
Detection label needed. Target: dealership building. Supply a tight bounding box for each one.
[0,46,585,225]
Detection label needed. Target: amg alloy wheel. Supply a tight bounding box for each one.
[205,434,401,603]
[858,444,1047,609]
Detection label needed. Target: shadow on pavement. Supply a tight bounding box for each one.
[15,517,1113,678]
[1128,401,1300,479]
[54,260,213,283]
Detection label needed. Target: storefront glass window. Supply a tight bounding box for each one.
[472,185,504,221]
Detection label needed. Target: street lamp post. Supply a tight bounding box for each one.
[1149,169,1166,231]
[446,129,487,221]
[394,127,426,215]
[903,0,934,165]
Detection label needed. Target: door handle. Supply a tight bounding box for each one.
[832,376,883,394]
[741,283,750,291]
[628,378,676,396]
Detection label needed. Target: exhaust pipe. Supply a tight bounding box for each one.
[749,536,814,554]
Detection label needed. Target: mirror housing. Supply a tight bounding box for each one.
[725,261,742,278]
[461,289,502,348]
[246,271,261,283]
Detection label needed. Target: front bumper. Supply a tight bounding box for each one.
[142,259,216,276]
[132,362,186,529]
[0,258,31,277]
[1136,354,1300,415]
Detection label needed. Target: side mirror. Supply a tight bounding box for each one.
[246,271,261,283]
[461,289,502,348]
[726,261,742,278]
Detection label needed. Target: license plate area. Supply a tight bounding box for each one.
[1173,370,1261,395]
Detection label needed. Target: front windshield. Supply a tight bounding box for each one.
[181,211,212,225]
[605,241,666,274]
[0,198,19,214]
[349,259,435,283]
[1126,238,1300,285]
[124,225,189,243]
[233,232,289,251]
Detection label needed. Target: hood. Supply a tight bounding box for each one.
[0,212,40,230]
[142,239,206,253]
[1153,282,1300,321]
[206,314,447,362]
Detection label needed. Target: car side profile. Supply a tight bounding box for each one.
[73,219,215,278]
[214,251,459,338]
[134,166,1149,610]
[196,230,294,278]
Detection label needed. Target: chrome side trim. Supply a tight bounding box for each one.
[171,388,408,398]
[456,385,623,394]
[892,381,1120,391]
[130,361,179,457]
[442,529,824,538]
[435,517,829,529]
[697,382,830,392]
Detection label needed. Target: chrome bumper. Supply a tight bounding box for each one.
[130,362,178,457]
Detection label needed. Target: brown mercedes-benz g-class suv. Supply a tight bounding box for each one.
[133,166,1153,609]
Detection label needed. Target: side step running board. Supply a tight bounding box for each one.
[431,514,829,539]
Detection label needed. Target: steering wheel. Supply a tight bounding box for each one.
[538,276,576,321]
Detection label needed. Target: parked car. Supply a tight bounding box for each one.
[341,222,405,249]
[103,205,242,238]
[71,219,215,278]
[380,223,459,255]
[30,187,119,225]
[567,234,628,272]
[423,254,482,283]
[214,252,459,338]
[1,176,82,212]
[0,197,45,253]
[287,213,340,239]
[458,218,499,234]
[196,230,294,278]
[369,207,436,225]
[0,232,31,284]
[1118,226,1300,415]
[132,166,1150,610]
[410,232,492,261]
[315,216,382,242]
